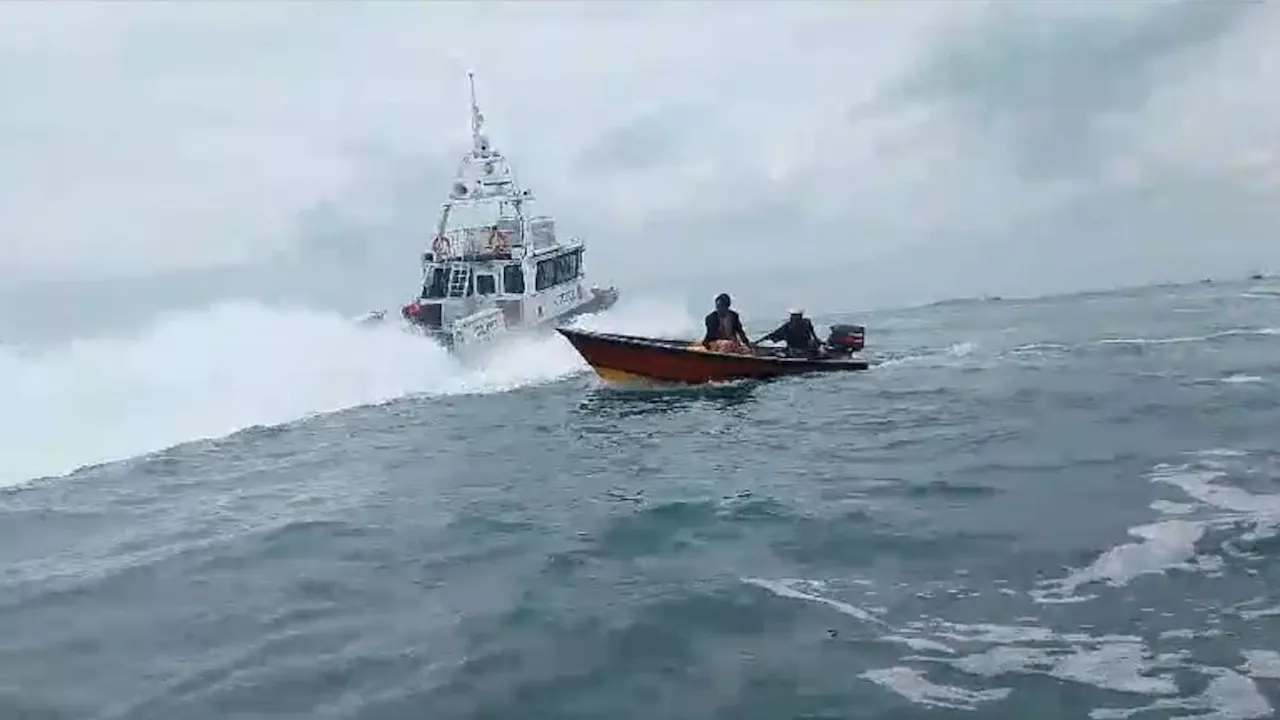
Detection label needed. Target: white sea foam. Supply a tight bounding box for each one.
[859,666,1010,711]
[1031,450,1280,603]
[744,570,1274,719]
[0,297,697,487]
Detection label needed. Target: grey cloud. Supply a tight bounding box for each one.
[874,1,1259,180]
[574,107,699,176]
[2,1,1278,342]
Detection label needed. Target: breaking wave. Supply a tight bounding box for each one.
[0,297,697,488]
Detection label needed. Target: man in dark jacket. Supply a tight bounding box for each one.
[761,308,822,355]
[702,293,752,352]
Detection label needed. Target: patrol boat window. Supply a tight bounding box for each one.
[423,267,449,299]
[503,264,525,294]
[534,249,583,291]
[475,273,497,296]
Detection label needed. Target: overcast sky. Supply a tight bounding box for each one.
[2,1,1278,309]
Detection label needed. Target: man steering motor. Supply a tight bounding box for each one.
[760,308,823,357]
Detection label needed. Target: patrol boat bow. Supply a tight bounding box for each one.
[371,73,619,350]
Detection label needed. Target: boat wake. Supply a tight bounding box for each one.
[0,297,696,488]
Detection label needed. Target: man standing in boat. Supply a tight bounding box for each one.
[701,293,753,353]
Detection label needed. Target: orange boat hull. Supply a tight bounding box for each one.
[556,328,870,385]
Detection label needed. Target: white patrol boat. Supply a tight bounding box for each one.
[366,72,619,351]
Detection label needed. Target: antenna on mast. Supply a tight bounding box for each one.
[468,71,487,155]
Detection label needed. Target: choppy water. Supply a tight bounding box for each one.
[2,279,1279,719]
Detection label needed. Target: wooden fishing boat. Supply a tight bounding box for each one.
[556,327,870,385]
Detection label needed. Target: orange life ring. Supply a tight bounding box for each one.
[431,235,450,257]
[487,227,510,254]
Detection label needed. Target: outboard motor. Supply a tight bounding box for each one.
[825,324,865,355]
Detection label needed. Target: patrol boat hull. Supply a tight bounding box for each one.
[556,328,870,385]
[410,285,620,351]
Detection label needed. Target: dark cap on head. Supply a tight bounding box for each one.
[715,293,731,308]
